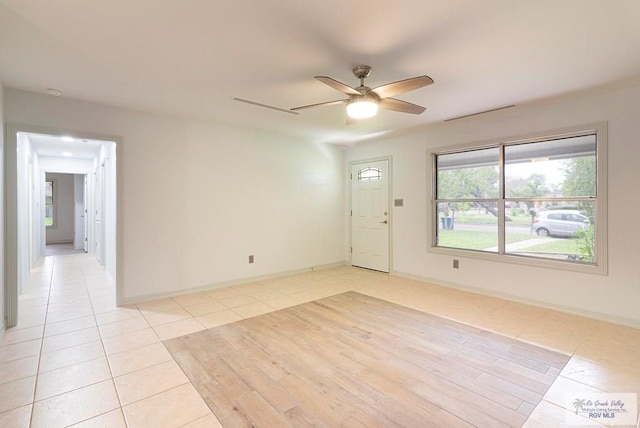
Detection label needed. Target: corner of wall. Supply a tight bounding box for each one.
[0,81,6,332]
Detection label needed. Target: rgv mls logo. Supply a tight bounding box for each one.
[565,393,638,426]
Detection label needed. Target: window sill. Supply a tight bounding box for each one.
[428,245,607,276]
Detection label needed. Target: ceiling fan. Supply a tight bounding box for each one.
[291,65,434,122]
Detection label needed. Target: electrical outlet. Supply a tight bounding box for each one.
[248,255,254,264]
[453,259,459,269]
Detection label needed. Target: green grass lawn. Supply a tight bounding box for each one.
[45,217,53,227]
[453,214,532,226]
[437,230,533,250]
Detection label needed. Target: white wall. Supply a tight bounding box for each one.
[0,83,5,332]
[5,89,346,302]
[45,173,75,244]
[40,156,95,173]
[345,85,640,326]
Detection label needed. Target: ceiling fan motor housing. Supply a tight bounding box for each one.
[351,65,378,103]
[352,65,372,80]
[350,89,379,103]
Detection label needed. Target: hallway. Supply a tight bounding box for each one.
[0,254,219,427]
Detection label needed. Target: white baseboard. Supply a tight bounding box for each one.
[121,261,638,329]
[392,270,640,329]
[122,261,348,306]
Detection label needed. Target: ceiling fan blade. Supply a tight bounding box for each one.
[290,99,347,112]
[371,75,434,99]
[315,76,361,95]
[379,98,426,114]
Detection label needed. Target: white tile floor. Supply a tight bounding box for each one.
[1,252,639,427]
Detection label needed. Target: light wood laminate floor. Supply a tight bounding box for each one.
[165,291,570,427]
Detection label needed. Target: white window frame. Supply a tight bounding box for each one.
[428,122,608,275]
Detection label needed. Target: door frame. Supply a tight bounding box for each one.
[83,175,89,252]
[94,162,106,264]
[348,156,393,273]
[4,123,124,328]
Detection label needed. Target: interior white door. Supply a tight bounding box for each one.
[94,168,103,264]
[351,160,390,272]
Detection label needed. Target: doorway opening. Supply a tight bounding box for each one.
[44,172,87,257]
[5,126,120,328]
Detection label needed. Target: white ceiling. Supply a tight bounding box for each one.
[2,1,640,145]
[27,133,105,160]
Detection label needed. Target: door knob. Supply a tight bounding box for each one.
[380,220,388,224]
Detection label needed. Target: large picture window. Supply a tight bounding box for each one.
[431,124,606,274]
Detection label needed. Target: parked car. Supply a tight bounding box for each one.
[532,210,589,237]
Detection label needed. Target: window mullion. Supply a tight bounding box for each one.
[498,145,506,254]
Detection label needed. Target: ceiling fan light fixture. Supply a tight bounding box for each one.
[346,97,379,119]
